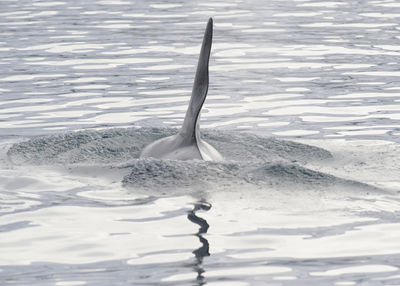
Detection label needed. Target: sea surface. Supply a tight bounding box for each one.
[1,0,400,285]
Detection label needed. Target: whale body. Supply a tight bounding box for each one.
[140,18,223,161]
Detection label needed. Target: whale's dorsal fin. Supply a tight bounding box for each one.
[139,18,223,161]
[179,18,213,143]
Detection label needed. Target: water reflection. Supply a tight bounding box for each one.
[187,200,212,285]
[2,0,400,284]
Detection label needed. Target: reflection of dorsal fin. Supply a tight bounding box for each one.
[180,18,213,143]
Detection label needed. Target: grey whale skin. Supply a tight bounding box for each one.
[140,18,223,161]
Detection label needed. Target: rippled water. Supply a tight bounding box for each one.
[1,0,400,285]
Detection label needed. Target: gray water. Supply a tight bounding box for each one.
[1,0,400,285]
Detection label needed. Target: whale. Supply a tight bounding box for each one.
[140,18,223,161]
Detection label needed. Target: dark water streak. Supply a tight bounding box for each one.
[187,200,211,285]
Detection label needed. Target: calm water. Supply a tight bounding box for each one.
[1,0,400,285]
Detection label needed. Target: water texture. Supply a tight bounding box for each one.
[1,0,400,140]
[7,127,378,195]
[1,0,400,285]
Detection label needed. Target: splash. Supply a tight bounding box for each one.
[7,127,381,195]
